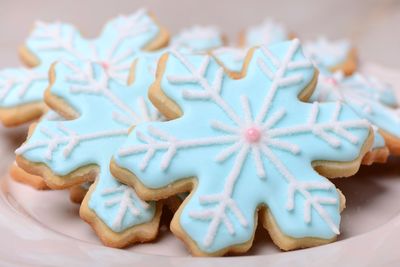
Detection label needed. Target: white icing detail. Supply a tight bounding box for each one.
[103,8,150,61]
[42,111,63,121]
[260,146,338,231]
[266,103,367,146]
[189,145,250,247]
[171,25,221,51]
[245,19,289,45]
[31,9,154,86]
[15,122,129,160]
[91,10,153,83]
[137,97,151,122]
[254,42,310,124]
[304,37,351,67]
[32,21,87,60]
[210,120,240,134]
[315,71,399,126]
[212,47,248,66]
[353,73,396,103]
[112,112,135,126]
[168,52,241,125]
[120,40,369,246]
[0,70,47,101]
[64,61,156,125]
[119,126,239,170]
[102,184,150,230]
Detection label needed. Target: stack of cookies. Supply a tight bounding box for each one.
[1,8,398,256]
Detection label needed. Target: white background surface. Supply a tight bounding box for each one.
[0,0,399,67]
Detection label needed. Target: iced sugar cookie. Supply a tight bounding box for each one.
[141,25,225,78]
[213,19,291,77]
[15,59,164,248]
[304,37,357,75]
[11,23,224,201]
[70,182,92,204]
[362,126,388,165]
[171,25,224,52]
[240,19,292,47]
[311,71,399,159]
[111,40,372,256]
[0,8,168,127]
[212,47,248,77]
[213,49,392,165]
[10,162,49,190]
[10,111,65,188]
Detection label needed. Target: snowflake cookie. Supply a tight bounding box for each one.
[212,19,290,76]
[311,71,400,160]
[241,18,291,47]
[10,111,64,189]
[10,161,49,190]
[15,59,163,248]
[213,48,392,166]
[0,8,168,127]
[171,25,224,52]
[11,23,225,199]
[212,47,248,76]
[111,39,373,256]
[304,37,357,75]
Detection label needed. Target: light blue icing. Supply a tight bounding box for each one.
[26,10,160,78]
[304,37,351,70]
[345,73,398,108]
[0,9,161,111]
[114,40,370,253]
[245,19,289,46]
[212,47,248,73]
[213,49,392,151]
[16,59,160,233]
[212,19,289,74]
[41,110,64,121]
[137,28,225,77]
[311,71,400,149]
[13,16,226,232]
[171,25,223,52]
[371,127,385,149]
[0,65,48,107]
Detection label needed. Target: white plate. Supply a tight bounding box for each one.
[0,63,400,267]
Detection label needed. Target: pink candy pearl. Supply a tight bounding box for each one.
[325,77,338,86]
[245,127,261,143]
[100,61,110,70]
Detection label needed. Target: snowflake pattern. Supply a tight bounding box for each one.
[102,184,151,229]
[244,18,290,46]
[311,71,400,153]
[212,19,290,74]
[212,47,248,73]
[0,9,164,125]
[113,40,371,254]
[16,59,160,236]
[171,25,223,52]
[304,37,352,71]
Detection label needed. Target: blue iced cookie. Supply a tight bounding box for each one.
[15,58,164,248]
[0,9,168,126]
[111,40,372,256]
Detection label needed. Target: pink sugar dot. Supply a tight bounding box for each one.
[325,77,338,86]
[245,127,261,143]
[100,61,110,70]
